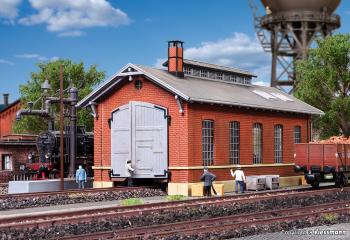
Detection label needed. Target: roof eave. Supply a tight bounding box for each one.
[189,97,324,116]
[77,63,190,108]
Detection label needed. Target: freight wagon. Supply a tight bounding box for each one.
[294,143,350,188]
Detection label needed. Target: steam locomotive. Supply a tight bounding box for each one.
[22,126,93,179]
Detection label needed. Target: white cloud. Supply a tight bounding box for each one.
[15,53,59,62]
[155,33,271,86]
[50,56,59,61]
[0,58,14,65]
[0,0,22,22]
[15,53,48,61]
[19,0,130,36]
[58,30,85,37]
[154,58,167,68]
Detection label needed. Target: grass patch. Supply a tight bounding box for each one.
[322,213,339,224]
[67,193,85,199]
[120,198,144,206]
[166,195,187,201]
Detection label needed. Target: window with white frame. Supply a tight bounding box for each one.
[253,123,263,164]
[274,125,283,163]
[229,121,240,164]
[230,75,237,82]
[294,126,301,144]
[184,66,192,75]
[200,69,209,78]
[216,72,223,80]
[202,120,214,166]
[244,77,251,84]
[1,155,12,170]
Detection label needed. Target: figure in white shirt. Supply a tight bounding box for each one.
[125,160,135,187]
[230,165,246,193]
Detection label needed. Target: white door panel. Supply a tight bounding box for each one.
[111,101,168,179]
[111,105,131,177]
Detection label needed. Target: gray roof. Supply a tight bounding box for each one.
[163,59,256,77]
[77,63,323,116]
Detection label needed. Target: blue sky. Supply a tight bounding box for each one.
[0,0,350,102]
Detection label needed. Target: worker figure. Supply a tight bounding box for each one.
[125,160,135,187]
[231,165,246,193]
[200,167,216,197]
[75,165,87,189]
[266,6,272,15]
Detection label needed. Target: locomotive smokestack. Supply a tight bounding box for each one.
[168,40,184,78]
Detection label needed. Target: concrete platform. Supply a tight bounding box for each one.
[8,178,93,194]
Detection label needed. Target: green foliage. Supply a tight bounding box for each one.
[166,195,187,201]
[13,59,105,134]
[321,213,338,224]
[120,198,144,206]
[295,34,350,138]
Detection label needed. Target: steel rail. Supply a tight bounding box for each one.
[0,187,348,230]
[59,201,350,240]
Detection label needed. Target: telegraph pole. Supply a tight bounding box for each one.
[60,64,64,191]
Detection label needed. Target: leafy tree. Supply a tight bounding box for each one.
[295,34,350,138]
[13,59,105,134]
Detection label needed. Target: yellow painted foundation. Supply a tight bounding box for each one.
[93,181,114,188]
[168,176,304,196]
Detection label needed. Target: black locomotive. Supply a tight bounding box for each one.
[24,126,93,179]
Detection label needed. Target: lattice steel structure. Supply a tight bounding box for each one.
[248,0,341,92]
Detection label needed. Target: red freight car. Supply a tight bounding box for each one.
[294,143,350,188]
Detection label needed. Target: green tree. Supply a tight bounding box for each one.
[295,34,350,138]
[13,59,105,134]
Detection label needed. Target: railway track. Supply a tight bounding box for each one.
[0,187,349,231]
[65,200,350,240]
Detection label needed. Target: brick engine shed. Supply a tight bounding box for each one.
[0,95,37,183]
[78,41,323,195]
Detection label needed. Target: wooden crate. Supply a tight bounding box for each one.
[191,184,204,197]
[212,183,224,196]
[191,183,224,197]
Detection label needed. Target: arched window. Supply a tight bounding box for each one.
[274,125,283,163]
[202,120,214,166]
[229,121,240,164]
[294,126,301,144]
[253,123,263,164]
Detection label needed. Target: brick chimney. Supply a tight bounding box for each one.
[168,40,184,78]
[3,94,9,106]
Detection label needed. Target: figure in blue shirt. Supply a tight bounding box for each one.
[76,165,87,189]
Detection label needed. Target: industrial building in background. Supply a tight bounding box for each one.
[249,0,341,92]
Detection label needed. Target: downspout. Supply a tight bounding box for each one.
[175,95,184,114]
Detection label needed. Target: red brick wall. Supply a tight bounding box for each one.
[188,104,308,165]
[94,76,189,182]
[180,104,308,183]
[0,144,37,183]
[171,166,297,183]
[0,102,20,138]
[94,76,310,184]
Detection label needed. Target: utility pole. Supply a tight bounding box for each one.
[60,64,64,191]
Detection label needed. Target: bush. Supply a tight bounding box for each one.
[120,198,144,206]
[166,195,187,201]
